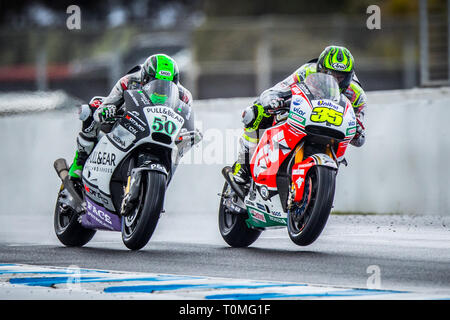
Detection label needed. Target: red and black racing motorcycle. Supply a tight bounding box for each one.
[219,73,357,247]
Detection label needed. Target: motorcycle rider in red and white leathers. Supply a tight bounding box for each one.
[232,45,367,184]
[68,53,193,179]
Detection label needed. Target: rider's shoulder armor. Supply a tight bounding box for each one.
[294,63,317,83]
[125,65,141,75]
[178,84,193,105]
[344,80,367,110]
[125,70,143,90]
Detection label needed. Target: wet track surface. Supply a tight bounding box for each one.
[1,213,449,298]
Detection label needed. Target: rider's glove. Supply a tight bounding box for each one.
[94,105,117,123]
[351,118,366,147]
[265,98,285,114]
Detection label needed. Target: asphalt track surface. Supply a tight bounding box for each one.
[1,210,449,298]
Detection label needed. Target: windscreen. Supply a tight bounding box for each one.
[142,79,180,108]
[304,73,341,102]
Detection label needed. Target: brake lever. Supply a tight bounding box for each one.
[176,129,203,145]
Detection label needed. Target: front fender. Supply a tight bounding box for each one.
[291,153,337,202]
[138,161,169,176]
[125,161,169,203]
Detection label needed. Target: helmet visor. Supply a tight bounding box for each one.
[143,79,179,108]
[321,69,353,90]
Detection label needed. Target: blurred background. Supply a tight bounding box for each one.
[1,0,450,219]
[0,0,448,102]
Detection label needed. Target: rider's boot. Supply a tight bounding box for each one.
[68,98,103,181]
[68,134,96,181]
[232,161,250,185]
[68,150,89,180]
[231,134,256,185]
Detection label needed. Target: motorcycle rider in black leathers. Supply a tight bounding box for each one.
[232,45,367,184]
[68,53,193,179]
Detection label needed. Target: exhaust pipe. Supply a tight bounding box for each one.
[54,158,69,181]
[221,166,246,201]
[53,158,85,213]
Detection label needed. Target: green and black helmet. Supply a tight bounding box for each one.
[317,46,355,90]
[141,53,180,84]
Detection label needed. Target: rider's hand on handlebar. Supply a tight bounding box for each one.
[265,98,285,114]
[94,105,117,123]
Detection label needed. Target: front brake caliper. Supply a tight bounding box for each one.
[120,169,143,216]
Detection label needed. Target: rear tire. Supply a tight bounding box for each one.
[218,182,261,247]
[122,171,166,250]
[54,184,96,247]
[288,166,336,246]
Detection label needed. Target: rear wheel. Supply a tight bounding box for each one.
[54,183,96,247]
[287,166,336,246]
[122,171,166,250]
[218,182,261,247]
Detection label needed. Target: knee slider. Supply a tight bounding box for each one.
[76,135,95,155]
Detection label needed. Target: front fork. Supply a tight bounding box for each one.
[288,143,338,207]
[120,159,169,216]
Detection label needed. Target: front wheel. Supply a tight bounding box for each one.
[121,170,166,250]
[287,165,336,246]
[218,182,261,247]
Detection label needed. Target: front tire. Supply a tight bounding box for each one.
[54,184,96,247]
[122,170,166,250]
[288,165,336,246]
[218,182,261,247]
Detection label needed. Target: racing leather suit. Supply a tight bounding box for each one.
[70,65,193,178]
[235,62,367,177]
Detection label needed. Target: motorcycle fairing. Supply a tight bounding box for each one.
[291,153,338,202]
[244,188,287,228]
[250,122,305,190]
[82,133,128,212]
[245,78,355,229]
[81,197,122,231]
[82,89,187,213]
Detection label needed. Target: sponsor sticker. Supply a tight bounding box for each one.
[332,62,347,70]
[296,177,304,188]
[267,215,286,224]
[248,207,266,223]
[288,112,306,125]
[83,198,121,231]
[159,70,172,77]
[86,199,112,225]
[316,100,344,113]
[110,124,136,149]
[144,106,185,127]
[346,126,357,136]
[291,107,306,116]
[89,151,117,166]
